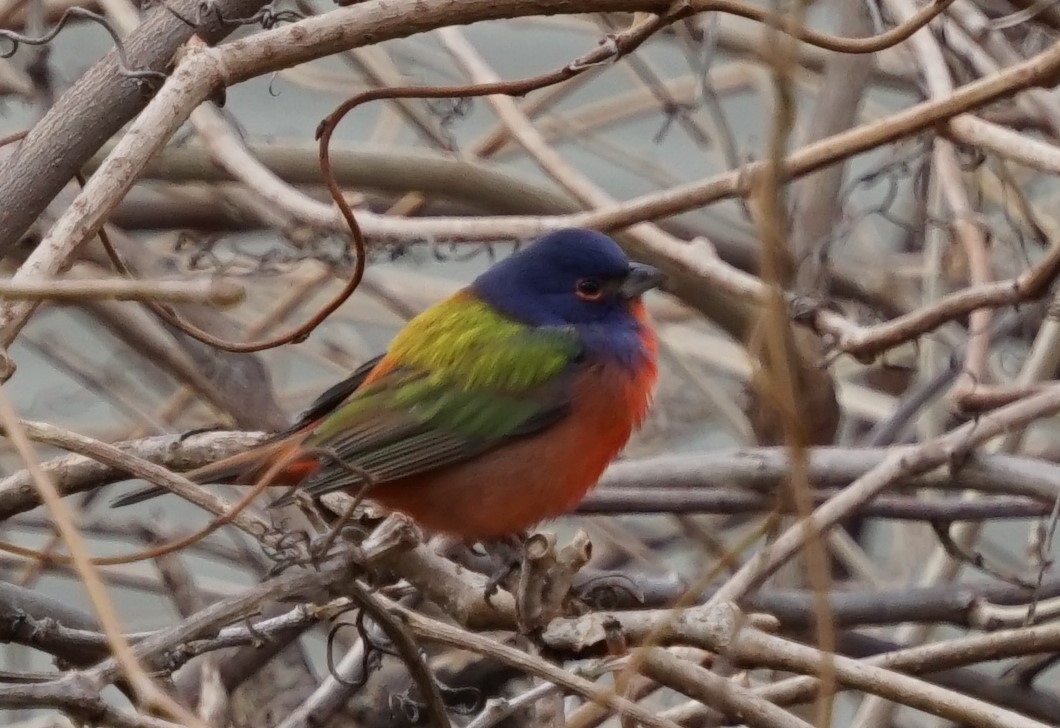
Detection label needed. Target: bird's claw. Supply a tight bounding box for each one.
[515,530,593,632]
[483,557,520,608]
[479,532,527,608]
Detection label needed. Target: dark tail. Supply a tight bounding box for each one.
[109,438,296,508]
[112,355,383,508]
[110,486,176,508]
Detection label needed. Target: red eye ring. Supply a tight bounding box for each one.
[575,278,603,301]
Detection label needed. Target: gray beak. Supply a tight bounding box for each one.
[619,262,666,299]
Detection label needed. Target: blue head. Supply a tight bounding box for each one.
[470,229,664,363]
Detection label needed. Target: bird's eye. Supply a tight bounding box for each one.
[575,278,603,301]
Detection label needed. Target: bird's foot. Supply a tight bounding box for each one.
[472,532,526,608]
[472,530,595,631]
[472,532,593,630]
[483,557,520,608]
[489,532,527,563]
[514,530,593,632]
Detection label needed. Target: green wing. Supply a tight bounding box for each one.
[273,295,583,502]
[285,354,384,434]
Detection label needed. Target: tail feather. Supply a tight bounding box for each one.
[114,356,385,509]
[109,437,304,508]
[109,486,179,508]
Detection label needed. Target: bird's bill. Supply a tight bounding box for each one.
[619,262,666,299]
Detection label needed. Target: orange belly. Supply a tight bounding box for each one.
[368,429,610,539]
[365,357,654,540]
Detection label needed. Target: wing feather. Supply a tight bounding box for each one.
[272,321,582,505]
[286,354,385,433]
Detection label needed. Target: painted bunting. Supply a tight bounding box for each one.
[112,229,663,539]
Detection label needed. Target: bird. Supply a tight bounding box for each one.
[112,228,663,540]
